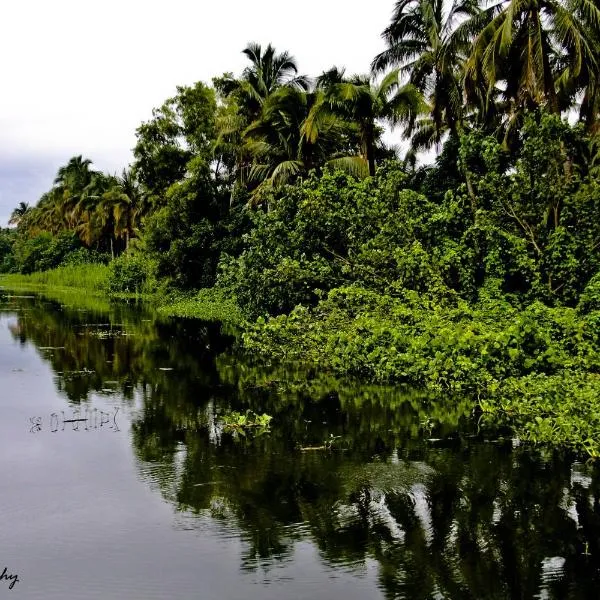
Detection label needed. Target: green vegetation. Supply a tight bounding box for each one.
[3,0,600,455]
[221,410,273,437]
[481,373,600,458]
[0,263,110,292]
[157,288,244,325]
[0,266,242,324]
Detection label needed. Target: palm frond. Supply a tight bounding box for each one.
[326,156,370,179]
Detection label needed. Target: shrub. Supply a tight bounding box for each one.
[0,228,16,273]
[14,232,81,274]
[578,272,600,313]
[61,248,110,267]
[106,253,157,294]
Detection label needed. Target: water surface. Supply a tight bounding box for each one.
[0,291,598,599]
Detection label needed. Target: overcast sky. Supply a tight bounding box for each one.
[0,0,396,226]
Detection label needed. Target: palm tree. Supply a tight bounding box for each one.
[71,172,112,248]
[8,202,31,227]
[243,87,319,200]
[239,43,309,115]
[372,0,481,146]
[48,156,99,231]
[466,0,600,119]
[242,81,362,203]
[305,68,424,176]
[559,19,600,134]
[54,155,95,191]
[579,76,600,134]
[100,169,145,253]
[216,43,311,200]
[25,189,69,235]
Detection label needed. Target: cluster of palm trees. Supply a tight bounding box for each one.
[214,43,423,198]
[218,0,600,197]
[12,156,144,256]
[11,0,600,243]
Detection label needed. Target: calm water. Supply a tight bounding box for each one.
[0,291,599,599]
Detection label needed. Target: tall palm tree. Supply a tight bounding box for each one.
[579,76,600,134]
[239,43,309,115]
[305,68,425,176]
[372,0,481,146]
[557,17,600,134]
[54,155,95,191]
[26,189,70,234]
[242,87,331,200]
[8,202,31,227]
[216,43,311,199]
[71,172,112,248]
[49,156,99,231]
[100,169,145,253]
[466,0,600,119]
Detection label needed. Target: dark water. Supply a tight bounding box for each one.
[0,291,599,599]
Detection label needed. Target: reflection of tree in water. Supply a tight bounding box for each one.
[3,293,600,598]
[132,358,600,598]
[2,295,229,403]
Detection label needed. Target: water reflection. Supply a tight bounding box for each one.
[1,290,599,599]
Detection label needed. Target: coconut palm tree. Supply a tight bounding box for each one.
[215,43,311,200]
[46,156,100,232]
[466,0,600,119]
[243,87,321,200]
[239,43,309,115]
[54,155,95,191]
[305,68,425,176]
[25,189,69,235]
[557,19,600,134]
[372,0,481,146]
[100,169,145,253]
[71,172,112,248]
[8,202,31,227]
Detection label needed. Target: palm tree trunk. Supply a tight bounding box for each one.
[460,156,477,218]
[538,12,559,114]
[581,83,599,135]
[455,126,477,219]
[365,122,376,177]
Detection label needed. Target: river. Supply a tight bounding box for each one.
[0,291,598,599]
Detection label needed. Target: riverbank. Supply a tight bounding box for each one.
[2,268,600,459]
[241,285,600,459]
[0,266,244,325]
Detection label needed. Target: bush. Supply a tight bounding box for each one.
[106,253,157,294]
[242,286,600,391]
[14,232,82,274]
[61,248,110,267]
[158,287,244,324]
[0,228,17,273]
[578,272,600,313]
[143,157,226,289]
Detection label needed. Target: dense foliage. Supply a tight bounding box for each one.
[3,0,600,454]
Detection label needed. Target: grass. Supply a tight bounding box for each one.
[0,266,245,326]
[157,288,245,326]
[0,264,110,292]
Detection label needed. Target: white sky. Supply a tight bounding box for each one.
[0,0,396,224]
